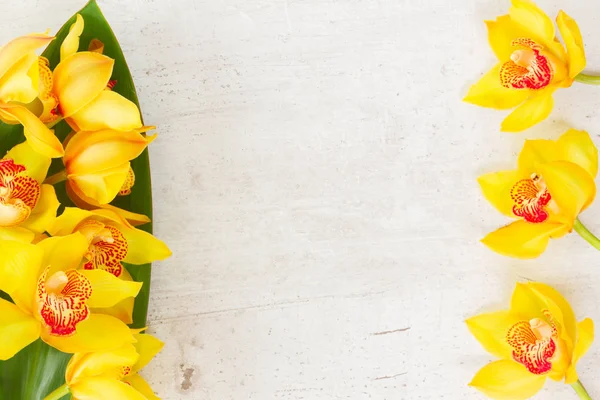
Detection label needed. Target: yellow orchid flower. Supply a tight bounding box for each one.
[466,282,594,399]
[464,0,586,132]
[0,233,142,359]
[0,33,64,157]
[47,207,171,324]
[52,127,156,205]
[0,142,59,242]
[479,129,597,258]
[48,14,143,132]
[49,207,171,277]
[45,332,164,400]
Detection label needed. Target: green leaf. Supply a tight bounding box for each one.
[0,0,153,398]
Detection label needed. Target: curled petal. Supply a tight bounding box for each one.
[469,359,546,399]
[500,89,554,133]
[70,377,147,400]
[60,14,84,61]
[557,11,586,78]
[80,269,142,309]
[556,129,598,178]
[42,313,135,353]
[53,52,113,117]
[0,105,63,158]
[71,90,142,132]
[0,299,40,360]
[466,310,519,360]
[464,63,528,109]
[537,160,596,220]
[481,220,566,259]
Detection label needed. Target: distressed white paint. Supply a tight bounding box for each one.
[3,0,600,399]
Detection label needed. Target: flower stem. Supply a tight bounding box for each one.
[573,218,600,251]
[575,73,600,85]
[571,380,592,400]
[43,384,69,400]
[43,169,67,185]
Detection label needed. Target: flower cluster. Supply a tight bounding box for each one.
[0,14,170,400]
[466,1,600,399]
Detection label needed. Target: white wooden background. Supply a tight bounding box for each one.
[3,0,600,399]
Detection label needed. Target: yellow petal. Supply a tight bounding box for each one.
[71,90,142,132]
[4,141,51,183]
[517,139,560,174]
[537,160,596,220]
[66,344,138,384]
[53,52,113,117]
[481,220,565,259]
[64,129,155,174]
[123,374,160,400]
[557,11,586,79]
[36,232,89,274]
[0,105,63,158]
[464,63,529,109]
[0,34,53,79]
[466,311,518,360]
[469,359,546,400]
[527,282,577,342]
[500,89,554,132]
[478,170,525,218]
[509,0,563,60]
[132,333,164,373]
[69,163,131,205]
[0,240,43,313]
[485,15,532,61]
[42,313,135,354]
[65,180,152,226]
[80,269,143,309]
[510,282,547,320]
[0,226,35,243]
[70,377,147,400]
[565,318,594,384]
[122,225,172,264]
[0,298,40,360]
[20,184,59,233]
[556,129,598,178]
[90,268,135,324]
[0,51,39,103]
[47,207,93,236]
[60,14,84,61]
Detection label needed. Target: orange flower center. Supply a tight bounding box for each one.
[500,38,553,90]
[37,267,92,336]
[0,159,40,227]
[506,313,559,375]
[77,219,128,277]
[510,173,552,223]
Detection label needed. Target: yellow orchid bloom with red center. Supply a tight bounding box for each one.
[59,332,164,400]
[59,127,155,205]
[49,207,171,277]
[47,14,143,132]
[464,0,586,132]
[479,129,597,258]
[0,233,143,359]
[0,33,64,157]
[0,142,59,242]
[466,282,594,399]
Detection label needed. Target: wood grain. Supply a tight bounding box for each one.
[3,0,600,398]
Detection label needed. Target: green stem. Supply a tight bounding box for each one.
[43,384,69,400]
[573,218,600,251]
[575,73,600,85]
[43,169,67,185]
[572,380,592,400]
